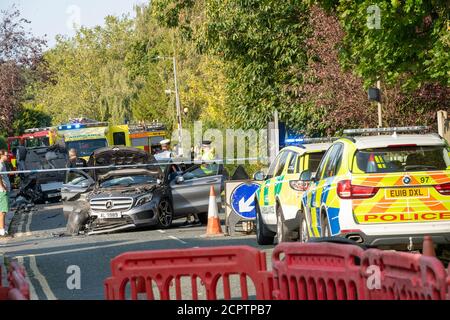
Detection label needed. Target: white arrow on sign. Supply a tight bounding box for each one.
[238,193,256,213]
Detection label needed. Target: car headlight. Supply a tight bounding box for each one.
[136,194,153,207]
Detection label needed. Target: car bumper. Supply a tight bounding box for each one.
[339,230,450,249]
[89,200,160,233]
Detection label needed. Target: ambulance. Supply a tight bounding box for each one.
[300,126,450,250]
[57,119,131,160]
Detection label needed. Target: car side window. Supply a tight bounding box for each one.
[182,164,218,180]
[315,146,334,180]
[275,151,289,177]
[323,143,344,179]
[265,155,279,180]
[287,152,298,174]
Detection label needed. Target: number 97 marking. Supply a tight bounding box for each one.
[420,177,430,184]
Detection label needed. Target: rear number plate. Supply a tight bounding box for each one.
[385,188,429,199]
[97,212,122,219]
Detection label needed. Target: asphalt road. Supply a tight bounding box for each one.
[0,202,275,300]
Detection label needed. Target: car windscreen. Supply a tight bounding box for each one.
[99,174,158,188]
[67,139,107,158]
[354,146,450,173]
[25,137,50,148]
[308,151,325,172]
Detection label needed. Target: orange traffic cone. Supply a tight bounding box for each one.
[203,185,224,237]
[422,235,436,257]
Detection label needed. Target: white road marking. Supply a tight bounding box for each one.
[16,211,27,235]
[14,238,159,259]
[13,210,34,238]
[157,229,166,234]
[17,256,38,300]
[168,235,187,244]
[25,210,33,233]
[29,255,56,300]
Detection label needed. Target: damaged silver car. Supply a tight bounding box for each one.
[62,146,224,235]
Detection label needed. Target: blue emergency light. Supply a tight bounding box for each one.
[58,123,86,130]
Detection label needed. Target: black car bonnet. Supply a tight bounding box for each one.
[87,147,161,180]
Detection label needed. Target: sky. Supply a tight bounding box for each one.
[1,0,148,48]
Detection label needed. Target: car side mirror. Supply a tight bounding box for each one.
[80,181,92,188]
[176,176,185,184]
[300,170,313,182]
[253,171,265,181]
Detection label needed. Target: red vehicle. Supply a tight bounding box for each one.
[6,136,21,170]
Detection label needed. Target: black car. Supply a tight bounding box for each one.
[61,147,225,235]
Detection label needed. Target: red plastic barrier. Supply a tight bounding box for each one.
[0,261,30,300]
[105,246,273,300]
[272,242,365,300]
[361,249,447,300]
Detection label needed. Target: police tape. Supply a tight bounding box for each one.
[3,157,267,176]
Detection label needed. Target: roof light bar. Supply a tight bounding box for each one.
[24,127,52,133]
[285,137,338,145]
[343,126,429,136]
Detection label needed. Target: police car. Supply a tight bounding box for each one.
[253,139,334,245]
[300,127,450,250]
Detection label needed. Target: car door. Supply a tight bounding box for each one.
[61,170,94,203]
[308,143,344,236]
[170,164,222,217]
[258,151,289,227]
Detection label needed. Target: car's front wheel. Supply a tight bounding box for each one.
[256,202,275,245]
[157,199,173,229]
[298,210,309,243]
[275,205,291,244]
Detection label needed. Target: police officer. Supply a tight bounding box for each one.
[155,139,174,161]
[66,149,87,168]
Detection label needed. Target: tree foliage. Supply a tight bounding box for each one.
[0,6,46,135]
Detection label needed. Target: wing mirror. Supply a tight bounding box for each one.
[80,181,93,188]
[176,176,185,184]
[253,171,265,181]
[300,170,313,182]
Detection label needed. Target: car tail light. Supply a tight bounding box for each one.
[289,180,309,192]
[337,180,379,199]
[435,183,450,195]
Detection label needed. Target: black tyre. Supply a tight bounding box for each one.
[298,209,309,243]
[321,211,331,238]
[255,202,275,245]
[198,212,208,225]
[157,199,173,229]
[275,205,291,244]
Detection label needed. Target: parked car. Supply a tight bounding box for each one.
[253,141,332,245]
[62,147,225,235]
[300,127,450,251]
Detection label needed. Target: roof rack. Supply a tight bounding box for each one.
[343,126,429,136]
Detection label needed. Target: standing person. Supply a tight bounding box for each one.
[66,148,87,168]
[181,141,217,228]
[16,141,27,172]
[154,139,174,161]
[0,149,11,237]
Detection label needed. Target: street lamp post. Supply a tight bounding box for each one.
[155,55,184,157]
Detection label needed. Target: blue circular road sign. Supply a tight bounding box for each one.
[231,183,260,219]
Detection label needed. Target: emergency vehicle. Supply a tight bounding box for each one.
[57,119,131,160]
[300,126,450,250]
[7,127,57,169]
[21,127,57,148]
[254,138,334,245]
[128,122,166,154]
